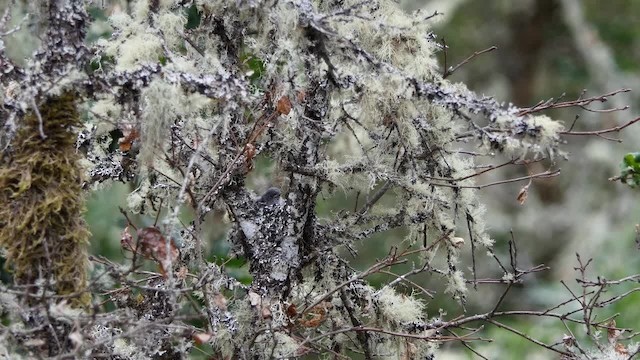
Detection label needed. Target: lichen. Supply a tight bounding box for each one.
[376,287,426,324]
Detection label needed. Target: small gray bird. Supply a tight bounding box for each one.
[256,187,282,206]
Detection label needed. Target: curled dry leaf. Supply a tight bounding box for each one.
[298,313,324,328]
[120,225,135,252]
[68,332,83,348]
[139,227,180,273]
[176,266,188,280]
[562,334,575,348]
[243,143,256,171]
[192,332,213,345]
[286,303,297,318]
[248,291,261,307]
[261,306,272,320]
[516,183,529,205]
[296,90,306,103]
[121,226,179,277]
[449,237,465,248]
[615,343,629,356]
[607,320,621,344]
[213,293,228,310]
[276,95,292,115]
[119,127,140,152]
[298,301,331,328]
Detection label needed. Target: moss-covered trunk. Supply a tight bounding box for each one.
[0,92,90,307]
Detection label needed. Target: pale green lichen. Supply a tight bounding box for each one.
[445,270,467,300]
[90,99,120,136]
[108,11,132,30]
[0,291,20,322]
[116,32,163,71]
[528,114,565,148]
[139,80,192,166]
[113,338,142,359]
[334,1,439,80]
[127,178,150,213]
[156,12,186,48]
[210,328,234,359]
[132,0,150,20]
[376,287,426,324]
[254,332,300,359]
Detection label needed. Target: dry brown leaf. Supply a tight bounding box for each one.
[298,302,331,328]
[607,320,622,345]
[298,314,323,328]
[276,95,292,115]
[192,332,213,345]
[517,184,529,205]
[213,293,228,310]
[119,127,139,152]
[122,226,179,277]
[615,342,629,355]
[243,143,256,171]
[286,303,297,317]
[120,225,135,252]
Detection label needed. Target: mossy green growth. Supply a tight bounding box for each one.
[0,93,91,307]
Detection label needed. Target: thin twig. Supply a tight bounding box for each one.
[560,115,640,142]
[444,46,497,79]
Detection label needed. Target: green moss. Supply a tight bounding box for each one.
[0,92,91,307]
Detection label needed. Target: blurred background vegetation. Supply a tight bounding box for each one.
[2,0,640,358]
[414,1,640,358]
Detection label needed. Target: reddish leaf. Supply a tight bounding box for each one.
[286,304,297,318]
[130,227,180,277]
[276,96,292,115]
[119,128,139,152]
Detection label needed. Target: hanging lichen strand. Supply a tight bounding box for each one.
[0,92,90,307]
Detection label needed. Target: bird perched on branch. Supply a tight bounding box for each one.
[224,185,299,298]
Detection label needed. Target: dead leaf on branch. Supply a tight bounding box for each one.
[121,226,179,277]
[192,332,213,345]
[119,127,139,152]
[449,236,465,248]
[286,303,297,317]
[277,95,292,115]
[516,183,530,205]
[298,301,332,328]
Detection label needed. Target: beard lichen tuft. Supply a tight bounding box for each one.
[0,92,91,307]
